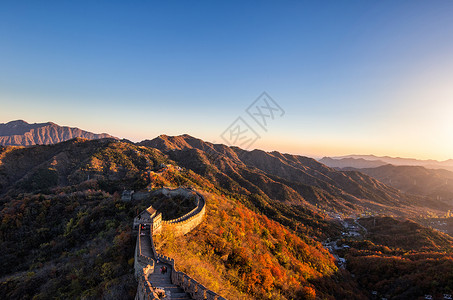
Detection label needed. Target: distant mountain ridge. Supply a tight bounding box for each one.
[1,134,452,299]
[140,134,448,216]
[320,154,453,172]
[342,164,453,203]
[319,157,388,169]
[0,120,115,146]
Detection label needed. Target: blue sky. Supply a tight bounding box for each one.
[1,1,453,160]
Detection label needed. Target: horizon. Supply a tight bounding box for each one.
[2,118,452,163]
[1,1,453,161]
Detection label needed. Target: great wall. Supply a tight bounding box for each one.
[133,187,227,300]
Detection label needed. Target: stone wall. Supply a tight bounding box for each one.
[134,226,155,277]
[161,190,206,236]
[134,188,226,300]
[135,266,158,300]
[151,213,162,235]
[153,235,227,300]
[149,188,206,236]
[156,187,196,198]
[135,226,159,300]
[133,187,200,233]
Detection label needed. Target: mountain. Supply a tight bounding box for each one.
[0,120,115,146]
[0,138,363,299]
[319,157,388,169]
[1,136,453,299]
[321,154,453,172]
[342,164,453,203]
[140,135,449,216]
[346,216,453,299]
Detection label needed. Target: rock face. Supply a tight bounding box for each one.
[0,120,115,146]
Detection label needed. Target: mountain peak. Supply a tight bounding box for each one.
[0,120,116,146]
[6,120,29,126]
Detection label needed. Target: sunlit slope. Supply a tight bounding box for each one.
[141,134,450,216]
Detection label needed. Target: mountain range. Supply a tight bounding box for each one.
[342,164,453,204]
[1,126,453,299]
[320,154,453,172]
[0,124,447,217]
[0,120,115,146]
[139,134,447,216]
[0,136,368,299]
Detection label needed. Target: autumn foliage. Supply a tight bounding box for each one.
[154,191,354,299]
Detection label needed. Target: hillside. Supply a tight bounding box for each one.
[322,154,453,172]
[0,138,351,299]
[0,139,173,299]
[342,217,453,299]
[343,165,453,204]
[1,137,453,299]
[140,135,450,217]
[357,216,453,252]
[319,157,388,169]
[0,120,115,146]
[154,191,365,300]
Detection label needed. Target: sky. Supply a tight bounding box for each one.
[1,1,453,161]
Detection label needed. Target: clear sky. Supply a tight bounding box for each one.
[1,1,453,160]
